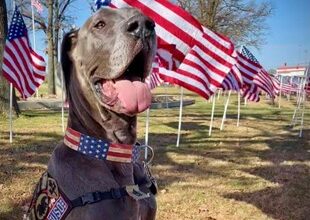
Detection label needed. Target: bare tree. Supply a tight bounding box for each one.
[16,0,77,95]
[0,1,20,115]
[0,0,9,113]
[47,0,55,94]
[177,0,273,49]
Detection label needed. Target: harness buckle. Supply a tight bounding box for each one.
[81,191,101,205]
[110,188,122,199]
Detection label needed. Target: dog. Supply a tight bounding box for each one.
[27,7,157,220]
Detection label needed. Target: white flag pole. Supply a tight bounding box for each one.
[299,66,309,137]
[9,83,13,143]
[278,75,283,109]
[220,90,231,130]
[31,2,39,98]
[299,86,306,138]
[237,91,241,127]
[176,87,184,147]
[208,93,216,136]
[59,29,65,132]
[144,108,150,159]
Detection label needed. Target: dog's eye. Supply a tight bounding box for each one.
[94,21,105,29]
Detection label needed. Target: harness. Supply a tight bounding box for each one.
[25,128,157,220]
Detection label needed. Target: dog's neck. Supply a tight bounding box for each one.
[66,82,137,145]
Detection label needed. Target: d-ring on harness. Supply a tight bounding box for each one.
[25,128,157,220]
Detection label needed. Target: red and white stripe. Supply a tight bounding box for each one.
[110,0,236,100]
[221,65,243,91]
[242,84,260,102]
[107,143,133,163]
[31,0,43,13]
[305,78,310,94]
[2,37,46,99]
[64,127,81,150]
[237,52,275,98]
[281,82,299,93]
[271,76,281,95]
[145,56,164,90]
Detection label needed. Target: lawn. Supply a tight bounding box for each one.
[0,87,309,220]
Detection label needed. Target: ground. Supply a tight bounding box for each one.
[0,87,309,220]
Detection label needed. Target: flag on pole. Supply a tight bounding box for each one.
[110,0,237,100]
[242,84,260,102]
[221,65,243,91]
[31,0,43,13]
[145,56,164,90]
[305,78,310,94]
[271,75,281,95]
[95,0,111,10]
[237,46,275,99]
[1,7,46,99]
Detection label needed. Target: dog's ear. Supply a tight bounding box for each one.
[61,29,79,98]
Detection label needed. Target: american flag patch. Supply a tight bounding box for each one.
[64,128,140,163]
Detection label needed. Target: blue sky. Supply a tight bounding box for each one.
[8,0,310,71]
[251,0,310,70]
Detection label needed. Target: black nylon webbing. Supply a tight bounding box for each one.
[70,187,128,208]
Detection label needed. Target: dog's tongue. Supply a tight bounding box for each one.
[113,80,151,115]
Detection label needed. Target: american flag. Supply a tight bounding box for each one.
[271,75,281,95]
[64,128,140,163]
[2,7,46,99]
[281,81,299,94]
[242,84,260,102]
[145,56,164,90]
[110,0,236,100]
[31,0,43,13]
[95,0,111,10]
[305,77,310,94]
[145,44,175,90]
[237,46,275,99]
[221,65,243,91]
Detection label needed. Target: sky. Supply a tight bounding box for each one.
[7,0,310,71]
[251,0,310,70]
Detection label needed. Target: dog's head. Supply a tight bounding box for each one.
[61,8,156,118]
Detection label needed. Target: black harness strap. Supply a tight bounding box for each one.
[70,187,128,208]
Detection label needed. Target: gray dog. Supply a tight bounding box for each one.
[27,7,157,220]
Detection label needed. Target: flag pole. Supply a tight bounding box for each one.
[220,90,231,130]
[209,93,216,136]
[176,87,184,147]
[278,75,283,109]
[59,28,65,132]
[144,108,150,159]
[299,83,306,138]
[31,2,39,98]
[299,66,309,137]
[9,83,13,143]
[237,91,241,127]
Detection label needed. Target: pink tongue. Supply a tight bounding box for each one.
[113,80,152,115]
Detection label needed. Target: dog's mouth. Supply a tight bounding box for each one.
[93,49,152,116]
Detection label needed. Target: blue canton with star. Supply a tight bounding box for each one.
[78,134,110,160]
[241,46,259,64]
[8,7,28,41]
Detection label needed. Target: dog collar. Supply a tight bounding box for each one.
[64,127,140,163]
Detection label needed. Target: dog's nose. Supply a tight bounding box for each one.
[126,15,155,39]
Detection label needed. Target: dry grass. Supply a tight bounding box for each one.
[0,87,309,220]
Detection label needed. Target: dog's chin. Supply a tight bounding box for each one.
[92,49,153,117]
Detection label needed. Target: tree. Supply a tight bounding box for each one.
[176,0,273,49]
[17,0,76,95]
[0,0,9,113]
[47,0,55,94]
[0,1,20,116]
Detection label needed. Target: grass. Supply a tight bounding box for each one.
[0,87,309,220]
